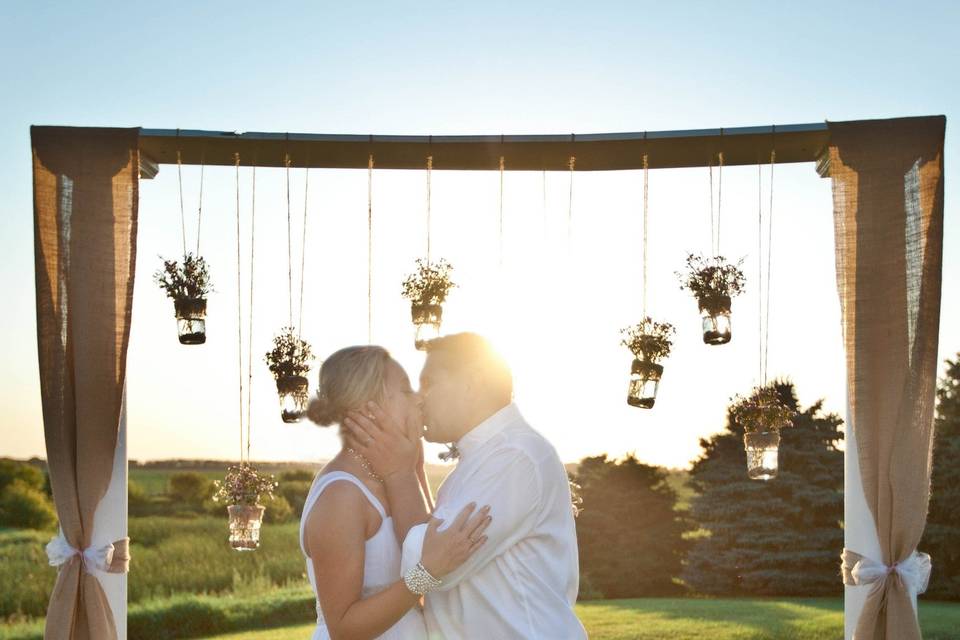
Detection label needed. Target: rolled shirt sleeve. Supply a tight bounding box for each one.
[400,522,428,576]
[401,447,541,591]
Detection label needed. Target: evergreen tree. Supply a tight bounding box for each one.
[921,352,960,600]
[574,454,689,598]
[684,379,843,596]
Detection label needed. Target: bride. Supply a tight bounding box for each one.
[301,345,491,640]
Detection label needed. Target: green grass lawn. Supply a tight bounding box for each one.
[199,597,960,640]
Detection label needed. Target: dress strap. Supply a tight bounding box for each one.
[300,471,388,557]
[314,471,388,519]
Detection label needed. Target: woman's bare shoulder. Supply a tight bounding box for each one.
[303,480,368,557]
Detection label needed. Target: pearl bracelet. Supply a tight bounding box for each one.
[403,561,443,595]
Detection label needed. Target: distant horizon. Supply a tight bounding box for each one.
[0,453,685,471]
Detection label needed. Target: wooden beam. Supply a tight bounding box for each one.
[138,123,830,176]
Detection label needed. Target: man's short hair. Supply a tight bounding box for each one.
[425,332,513,397]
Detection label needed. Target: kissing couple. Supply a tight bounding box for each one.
[299,332,587,639]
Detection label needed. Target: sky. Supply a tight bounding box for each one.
[1,1,958,469]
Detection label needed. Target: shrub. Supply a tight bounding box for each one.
[573,454,690,598]
[279,481,311,518]
[0,482,57,531]
[168,472,213,508]
[0,461,44,495]
[278,470,315,483]
[262,494,294,524]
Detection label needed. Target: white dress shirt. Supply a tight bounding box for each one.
[401,403,586,640]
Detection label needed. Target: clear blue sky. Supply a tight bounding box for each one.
[1,2,957,467]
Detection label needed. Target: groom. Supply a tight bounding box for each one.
[345,332,586,639]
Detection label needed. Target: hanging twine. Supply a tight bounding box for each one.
[367,154,374,344]
[196,148,205,256]
[175,145,204,258]
[499,155,505,267]
[642,154,649,317]
[176,149,187,257]
[717,151,724,255]
[756,148,776,385]
[285,154,294,327]
[708,156,714,255]
[299,166,309,338]
[758,161,763,384]
[567,156,575,247]
[234,153,243,464]
[542,169,548,241]
[247,161,256,463]
[764,149,776,384]
[426,155,433,262]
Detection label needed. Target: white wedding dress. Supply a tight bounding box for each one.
[300,471,428,640]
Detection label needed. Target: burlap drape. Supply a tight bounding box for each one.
[828,116,945,639]
[32,126,139,640]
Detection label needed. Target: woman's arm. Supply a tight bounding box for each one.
[305,482,491,640]
[344,404,432,541]
[416,454,435,513]
[383,470,431,543]
[385,440,435,541]
[306,483,419,640]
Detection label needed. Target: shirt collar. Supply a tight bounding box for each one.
[455,402,522,459]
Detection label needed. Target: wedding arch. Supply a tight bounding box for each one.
[30,116,945,640]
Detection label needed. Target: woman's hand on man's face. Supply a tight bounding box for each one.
[344,401,419,478]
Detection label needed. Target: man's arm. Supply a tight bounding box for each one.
[402,447,540,591]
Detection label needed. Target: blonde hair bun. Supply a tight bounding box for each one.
[306,345,391,428]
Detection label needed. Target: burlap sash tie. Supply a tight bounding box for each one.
[842,548,931,639]
[841,548,931,594]
[46,531,131,575]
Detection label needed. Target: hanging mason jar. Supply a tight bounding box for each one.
[277,375,309,423]
[265,327,314,423]
[620,319,674,410]
[174,297,207,345]
[213,463,277,552]
[227,504,266,551]
[743,431,781,480]
[402,259,456,352]
[732,384,795,481]
[677,254,745,348]
[412,303,443,351]
[155,254,212,346]
[627,359,663,408]
[699,294,732,346]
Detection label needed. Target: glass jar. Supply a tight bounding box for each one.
[227,504,266,551]
[277,375,309,423]
[411,303,443,351]
[698,295,732,345]
[743,431,781,480]
[174,297,207,345]
[627,359,663,409]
